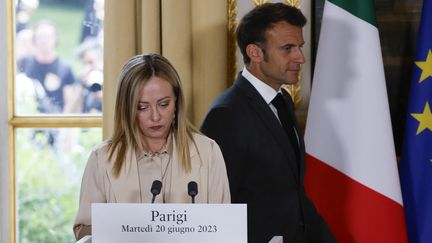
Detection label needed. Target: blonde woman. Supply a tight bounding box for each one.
[73,53,230,240]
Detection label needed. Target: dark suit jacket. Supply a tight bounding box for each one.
[201,74,336,243]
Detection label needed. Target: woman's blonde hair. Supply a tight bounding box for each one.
[108,53,199,177]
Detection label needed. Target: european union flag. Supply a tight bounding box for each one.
[399,0,432,242]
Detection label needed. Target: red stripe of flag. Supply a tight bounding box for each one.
[305,154,408,243]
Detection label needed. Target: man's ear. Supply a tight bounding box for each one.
[246,44,264,63]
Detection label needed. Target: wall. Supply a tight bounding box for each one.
[376,0,422,156]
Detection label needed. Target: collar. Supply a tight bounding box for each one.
[136,133,173,160]
[242,67,281,104]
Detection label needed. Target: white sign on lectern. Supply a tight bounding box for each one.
[92,203,247,243]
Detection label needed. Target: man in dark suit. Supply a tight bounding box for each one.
[201,3,336,243]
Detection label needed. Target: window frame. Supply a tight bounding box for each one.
[3,0,103,242]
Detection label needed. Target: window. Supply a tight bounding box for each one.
[15,0,104,115]
[9,0,104,242]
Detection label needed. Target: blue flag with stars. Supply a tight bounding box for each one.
[400,0,432,242]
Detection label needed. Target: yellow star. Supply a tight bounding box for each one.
[411,102,432,135]
[415,49,432,83]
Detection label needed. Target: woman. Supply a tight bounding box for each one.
[73,53,230,240]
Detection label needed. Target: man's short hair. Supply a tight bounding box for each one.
[236,3,307,64]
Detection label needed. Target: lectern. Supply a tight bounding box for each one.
[91,203,247,243]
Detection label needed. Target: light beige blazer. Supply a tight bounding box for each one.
[73,132,230,239]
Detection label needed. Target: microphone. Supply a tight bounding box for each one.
[150,180,162,203]
[187,181,198,204]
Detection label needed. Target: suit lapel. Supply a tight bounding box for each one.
[235,75,300,181]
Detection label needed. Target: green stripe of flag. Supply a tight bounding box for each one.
[329,0,377,26]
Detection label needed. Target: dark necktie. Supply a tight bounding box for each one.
[271,93,300,162]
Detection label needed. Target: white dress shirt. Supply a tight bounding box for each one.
[242,67,281,121]
[242,67,300,144]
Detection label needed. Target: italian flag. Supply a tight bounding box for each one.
[304,0,408,242]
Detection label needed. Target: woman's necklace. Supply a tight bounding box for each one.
[138,138,172,203]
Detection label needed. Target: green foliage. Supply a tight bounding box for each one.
[16,128,102,243]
